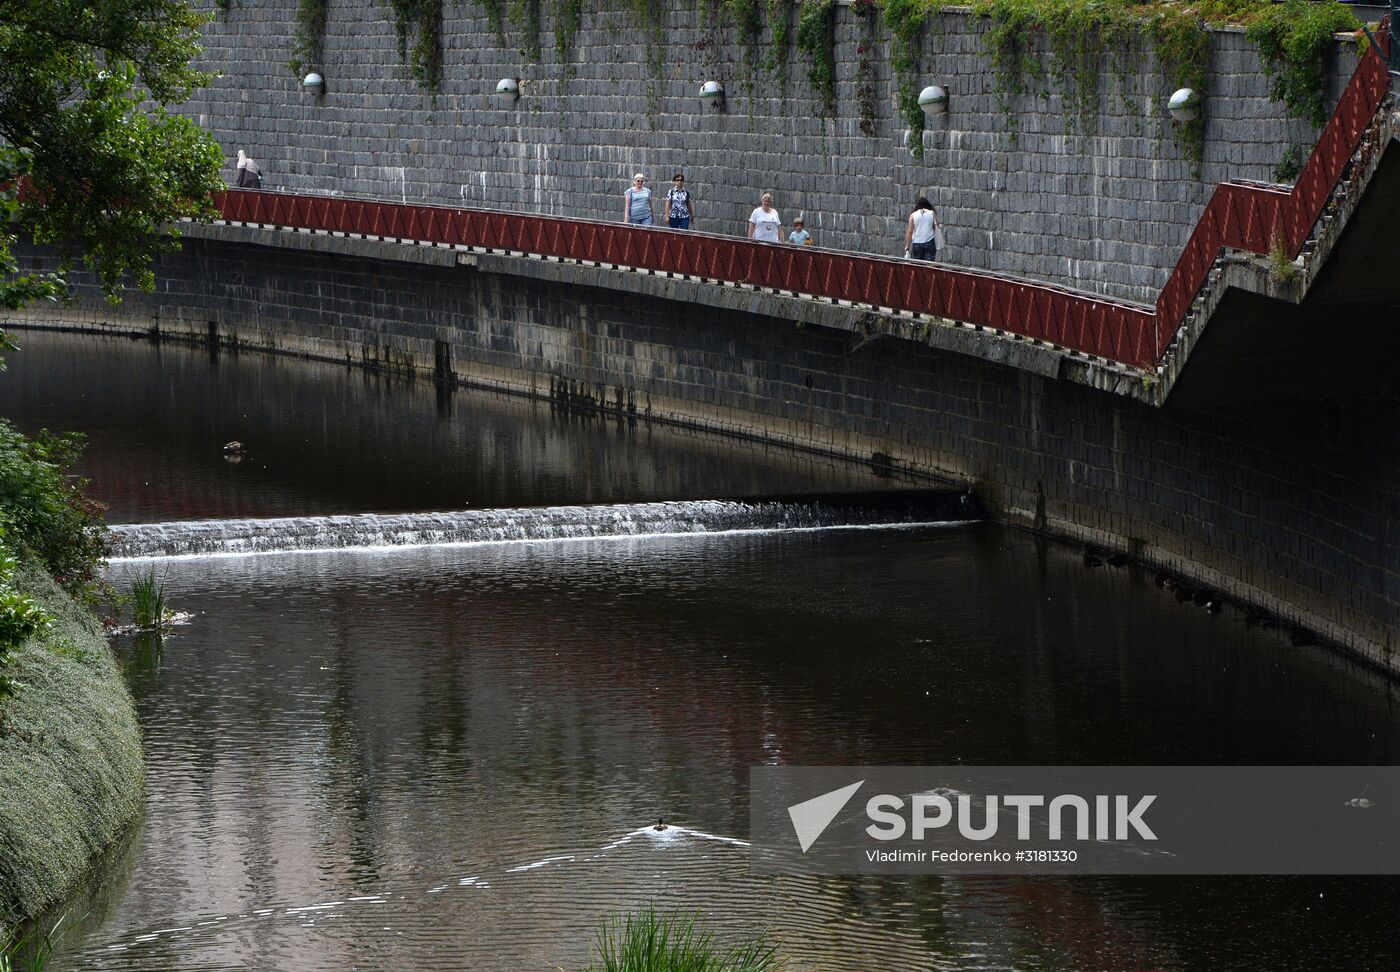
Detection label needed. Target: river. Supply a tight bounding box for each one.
[4,330,1398,970]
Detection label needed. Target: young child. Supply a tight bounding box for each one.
[788,217,812,246]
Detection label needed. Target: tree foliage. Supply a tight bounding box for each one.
[0,0,225,317]
[0,421,107,596]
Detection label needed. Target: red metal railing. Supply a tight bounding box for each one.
[215,188,1158,367]
[1154,24,1391,353]
[212,26,1390,373]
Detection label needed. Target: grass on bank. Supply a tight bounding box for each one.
[0,418,138,943]
[583,910,780,972]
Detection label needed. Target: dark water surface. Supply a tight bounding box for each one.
[4,331,1399,971]
[0,330,902,523]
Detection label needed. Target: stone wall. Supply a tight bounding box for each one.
[12,235,1399,673]
[189,0,1356,305]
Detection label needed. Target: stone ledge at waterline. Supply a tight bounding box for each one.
[0,565,143,941]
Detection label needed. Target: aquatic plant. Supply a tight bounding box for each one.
[1,916,61,972]
[584,909,780,972]
[129,570,167,631]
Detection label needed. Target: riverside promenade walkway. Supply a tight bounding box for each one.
[209,29,1390,383]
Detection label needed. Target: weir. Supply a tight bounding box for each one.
[107,493,976,560]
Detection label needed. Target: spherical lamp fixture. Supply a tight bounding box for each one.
[700,81,725,110]
[302,72,325,96]
[918,85,949,117]
[494,78,520,105]
[1168,88,1200,122]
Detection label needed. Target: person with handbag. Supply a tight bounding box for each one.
[903,197,941,261]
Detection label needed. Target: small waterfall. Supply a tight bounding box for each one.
[108,493,975,560]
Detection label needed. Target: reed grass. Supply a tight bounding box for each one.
[584,909,779,972]
[1,917,59,972]
[128,570,166,631]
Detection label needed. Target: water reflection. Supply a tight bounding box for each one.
[0,330,909,523]
[5,330,1399,970]
[45,527,1400,971]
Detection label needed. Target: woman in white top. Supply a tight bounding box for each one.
[904,197,940,261]
[235,150,262,189]
[748,193,782,243]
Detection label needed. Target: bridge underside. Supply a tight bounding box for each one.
[1166,126,1400,408]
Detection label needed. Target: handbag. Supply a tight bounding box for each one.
[933,221,946,251]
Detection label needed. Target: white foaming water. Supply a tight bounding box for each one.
[108,497,973,561]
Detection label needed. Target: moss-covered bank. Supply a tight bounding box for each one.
[0,564,143,941]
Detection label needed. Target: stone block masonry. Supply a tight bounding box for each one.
[188,1,1355,306]
[13,235,1400,675]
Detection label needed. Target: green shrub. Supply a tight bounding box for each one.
[0,420,106,596]
[0,539,52,703]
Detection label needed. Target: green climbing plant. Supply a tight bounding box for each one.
[477,0,508,41]
[384,0,445,91]
[553,0,584,65]
[962,0,1358,172]
[881,0,927,156]
[1247,0,1361,128]
[856,3,880,137]
[630,0,666,121]
[796,0,838,118]
[728,0,765,106]
[289,0,329,77]
[1145,4,1211,172]
[769,0,795,87]
[510,0,544,61]
[1273,142,1307,183]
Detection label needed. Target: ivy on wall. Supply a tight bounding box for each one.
[880,0,926,156]
[630,0,666,120]
[289,0,329,77]
[728,0,765,106]
[796,0,838,118]
[384,0,446,91]
[769,0,794,88]
[553,0,583,65]
[1145,4,1211,172]
[287,0,1360,181]
[856,2,880,137]
[1247,0,1362,128]
[478,0,509,41]
[961,0,1360,175]
[510,0,545,61]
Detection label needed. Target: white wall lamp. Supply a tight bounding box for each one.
[918,85,949,118]
[302,72,325,97]
[1168,88,1201,122]
[700,81,725,112]
[494,77,520,106]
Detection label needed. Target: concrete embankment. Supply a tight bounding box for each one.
[0,565,143,941]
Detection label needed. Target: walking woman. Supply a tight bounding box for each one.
[747,193,781,243]
[904,197,940,261]
[666,173,696,229]
[623,173,654,226]
[235,150,262,189]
